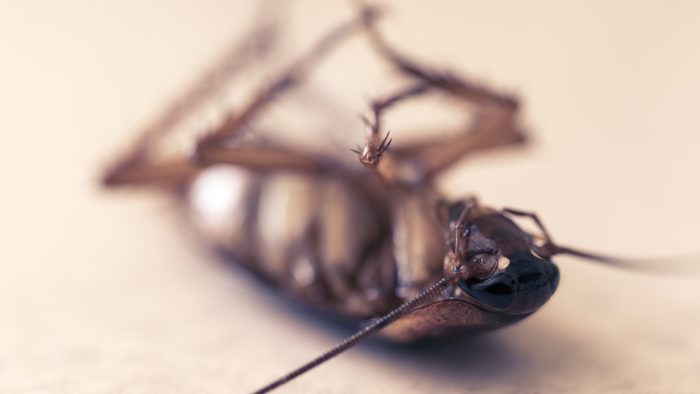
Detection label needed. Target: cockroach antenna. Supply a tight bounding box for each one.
[251,273,460,394]
[554,246,700,276]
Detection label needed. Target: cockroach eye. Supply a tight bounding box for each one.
[469,253,499,279]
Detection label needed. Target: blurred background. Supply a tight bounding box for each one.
[1,1,699,392]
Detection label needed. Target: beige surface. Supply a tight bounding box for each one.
[1,1,699,393]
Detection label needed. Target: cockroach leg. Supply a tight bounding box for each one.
[362,10,518,110]
[502,207,560,257]
[354,83,431,175]
[102,4,282,189]
[390,109,525,181]
[104,7,382,188]
[191,144,331,174]
[359,12,526,181]
[102,159,199,189]
[198,6,383,149]
[191,7,384,172]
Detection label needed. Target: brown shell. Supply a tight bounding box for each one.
[381,299,527,342]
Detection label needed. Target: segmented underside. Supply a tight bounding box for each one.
[186,164,445,317]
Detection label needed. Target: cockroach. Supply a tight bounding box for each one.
[101,5,690,393]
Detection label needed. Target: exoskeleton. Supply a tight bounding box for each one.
[101,6,652,392]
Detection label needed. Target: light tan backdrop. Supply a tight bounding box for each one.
[1,1,699,393]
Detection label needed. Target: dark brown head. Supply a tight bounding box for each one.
[444,201,560,315]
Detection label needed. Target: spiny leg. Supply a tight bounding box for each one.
[104,5,382,187]
[352,82,431,174]
[192,7,383,171]
[359,9,526,181]
[353,83,523,183]
[196,6,382,149]
[102,1,284,188]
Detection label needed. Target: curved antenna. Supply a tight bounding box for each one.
[252,275,454,394]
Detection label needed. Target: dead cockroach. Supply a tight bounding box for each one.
[101,5,689,393]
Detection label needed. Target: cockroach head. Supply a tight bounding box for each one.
[442,200,560,315]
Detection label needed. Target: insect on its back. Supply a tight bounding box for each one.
[187,164,399,318]
[101,5,674,392]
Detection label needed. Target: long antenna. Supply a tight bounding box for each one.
[252,275,454,394]
[555,245,700,276]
